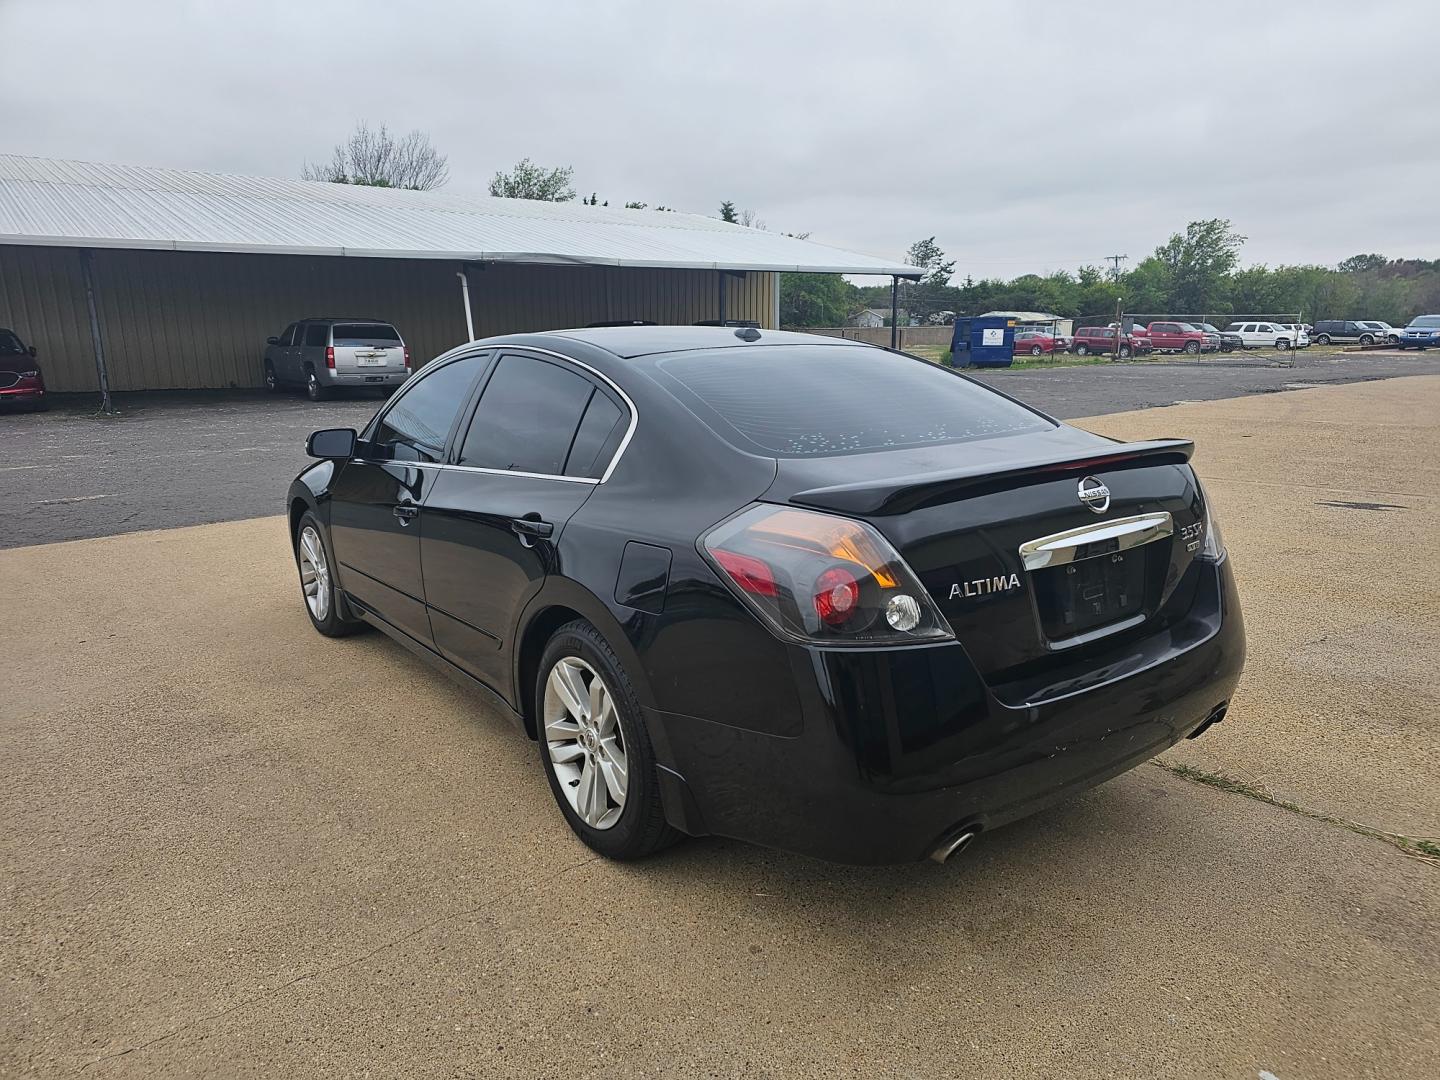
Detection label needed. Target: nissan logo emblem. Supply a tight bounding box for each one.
[1078,476,1110,514]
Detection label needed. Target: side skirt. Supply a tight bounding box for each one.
[347,593,528,734]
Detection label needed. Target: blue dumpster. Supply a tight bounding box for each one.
[950,317,1015,368]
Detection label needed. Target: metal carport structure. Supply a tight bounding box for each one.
[0,155,918,408]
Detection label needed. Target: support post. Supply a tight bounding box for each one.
[718,270,727,325]
[80,249,113,414]
[890,276,900,349]
[457,266,476,342]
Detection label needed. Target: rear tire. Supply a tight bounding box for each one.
[306,369,329,401]
[537,621,680,860]
[1075,344,1089,356]
[1316,334,1331,345]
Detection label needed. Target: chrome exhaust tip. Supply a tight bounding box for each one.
[929,828,978,864]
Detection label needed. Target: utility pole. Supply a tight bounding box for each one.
[1106,254,1128,280]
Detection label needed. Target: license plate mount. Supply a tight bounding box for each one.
[1033,548,1147,641]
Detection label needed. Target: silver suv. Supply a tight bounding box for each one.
[263,318,410,400]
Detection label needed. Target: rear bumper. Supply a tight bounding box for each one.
[320,371,408,386]
[648,559,1245,864]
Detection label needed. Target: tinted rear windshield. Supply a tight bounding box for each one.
[653,346,1052,457]
[332,323,400,346]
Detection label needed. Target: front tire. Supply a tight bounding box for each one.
[1075,344,1089,356]
[294,512,364,637]
[263,361,279,392]
[1029,345,1043,356]
[1275,339,1290,351]
[1117,345,1132,359]
[1184,341,1201,355]
[537,621,679,860]
[1359,334,1374,345]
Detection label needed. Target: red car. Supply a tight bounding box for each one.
[1013,330,1064,356]
[1072,326,1139,358]
[0,327,46,410]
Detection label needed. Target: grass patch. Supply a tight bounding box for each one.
[1154,759,1440,867]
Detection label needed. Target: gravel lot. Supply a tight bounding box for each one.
[2,376,1436,1077]
[3,350,1438,549]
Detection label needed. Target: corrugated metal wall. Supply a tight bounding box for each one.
[0,244,777,392]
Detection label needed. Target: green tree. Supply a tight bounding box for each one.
[1153,219,1246,312]
[779,274,858,327]
[905,237,956,286]
[719,200,738,223]
[489,159,575,201]
[301,122,448,190]
[1338,253,1387,274]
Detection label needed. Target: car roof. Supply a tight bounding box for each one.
[297,316,395,324]
[546,325,873,359]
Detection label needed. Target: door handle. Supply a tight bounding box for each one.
[511,515,554,539]
[393,504,419,525]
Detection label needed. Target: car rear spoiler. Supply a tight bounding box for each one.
[789,438,1196,516]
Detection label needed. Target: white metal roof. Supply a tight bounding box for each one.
[979,310,1065,322]
[0,155,917,277]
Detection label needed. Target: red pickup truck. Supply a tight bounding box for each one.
[1143,321,1207,354]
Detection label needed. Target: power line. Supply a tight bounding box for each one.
[1106,254,1128,279]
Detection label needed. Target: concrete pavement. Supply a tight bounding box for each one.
[2,378,1438,1078]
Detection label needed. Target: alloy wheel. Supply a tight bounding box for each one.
[544,657,627,830]
[297,525,331,620]
[264,365,277,391]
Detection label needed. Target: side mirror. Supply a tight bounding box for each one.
[306,427,357,460]
[266,336,280,346]
[28,345,37,358]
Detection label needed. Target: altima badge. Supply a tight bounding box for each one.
[1078,476,1110,514]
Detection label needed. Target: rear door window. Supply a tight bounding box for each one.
[333,323,401,347]
[372,356,484,463]
[564,391,626,478]
[458,354,596,475]
[654,345,1052,458]
[303,322,329,347]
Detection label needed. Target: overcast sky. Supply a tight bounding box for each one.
[3,0,1437,280]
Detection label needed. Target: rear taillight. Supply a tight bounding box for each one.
[403,346,411,373]
[325,346,335,370]
[702,505,953,645]
[1193,472,1227,562]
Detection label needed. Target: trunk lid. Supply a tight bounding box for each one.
[766,428,1206,687]
[330,323,406,374]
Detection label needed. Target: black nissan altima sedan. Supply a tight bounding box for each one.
[287,326,1244,865]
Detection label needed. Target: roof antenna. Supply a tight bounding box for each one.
[734,327,761,341]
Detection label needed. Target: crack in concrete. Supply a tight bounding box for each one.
[1153,759,1440,866]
